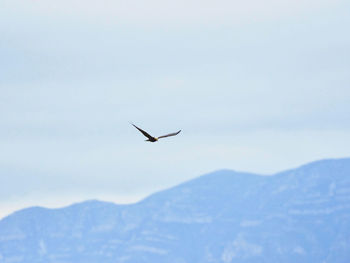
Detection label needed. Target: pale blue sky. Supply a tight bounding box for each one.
[1,0,350,218]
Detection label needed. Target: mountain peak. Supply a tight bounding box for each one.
[1,158,350,262]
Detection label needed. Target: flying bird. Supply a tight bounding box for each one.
[132,124,181,142]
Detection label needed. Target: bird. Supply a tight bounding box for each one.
[132,123,181,142]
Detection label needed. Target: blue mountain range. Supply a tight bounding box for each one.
[1,158,350,262]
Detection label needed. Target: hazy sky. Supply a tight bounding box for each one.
[1,0,350,218]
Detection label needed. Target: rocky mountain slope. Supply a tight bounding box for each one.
[1,158,350,263]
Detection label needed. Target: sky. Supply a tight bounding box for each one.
[1,0,350,218]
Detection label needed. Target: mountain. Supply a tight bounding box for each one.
[1,158,350,263]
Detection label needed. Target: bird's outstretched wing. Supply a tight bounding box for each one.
[132,124,154,140]
[158,130,181,139]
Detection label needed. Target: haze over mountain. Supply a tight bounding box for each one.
[1,158,350,262]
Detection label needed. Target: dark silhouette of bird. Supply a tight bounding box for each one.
[132,124,181,142]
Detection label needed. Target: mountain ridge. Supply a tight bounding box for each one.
[1,157,350,262]
[5,157,350,219]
